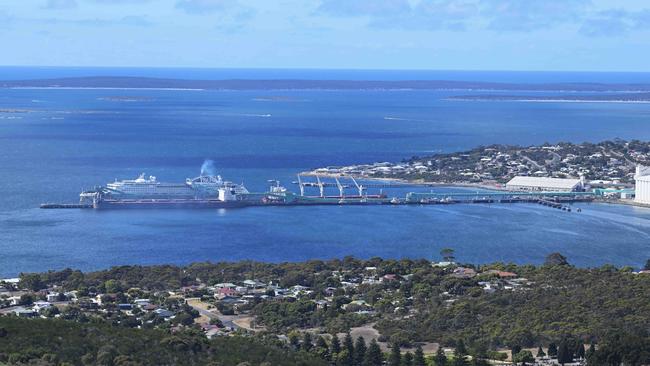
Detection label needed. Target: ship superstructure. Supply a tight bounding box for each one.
[102,173,248,199]
[79,172,250,208]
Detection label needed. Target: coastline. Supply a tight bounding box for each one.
[300,171,511,191]
[300,171,650,209]
[446,97,650,104]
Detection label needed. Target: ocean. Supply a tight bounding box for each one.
[1,68,650,276]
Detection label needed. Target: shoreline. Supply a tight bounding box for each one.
[300,171,510,191]
[300,171,650,209]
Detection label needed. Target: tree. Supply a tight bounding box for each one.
[343,333,354,353]
[455,340,467,356]
[315,336,330,361]
[513,350,534,365]
[19,273,44,292]
[389,344,401,366]
[510,345,522,359]
[414,345,426,366]
[104,279,122,294]
[440,248,455,262]
[453,353,467,366]
[302,332,313,352]
[454,340,468,366]
[536,346,546,358]
[544,253,569,266]
[575,343,585,359]
[354,336,366,366]
[331,335,341,356]
[363,339,383,366]
[19,294,34,306]
[557,342,573,365]
[402,352,413,366]
[289,331,300,350]
[547,343,558,358]
[435,347,447,366]
[337,350,352,366]
[339,333,354,366]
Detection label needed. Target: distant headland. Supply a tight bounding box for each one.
[4,76,650,92]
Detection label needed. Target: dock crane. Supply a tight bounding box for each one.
[350,176,366,197]
[296,175,305,196]
[335,177,344,198]
[316,176,325,198]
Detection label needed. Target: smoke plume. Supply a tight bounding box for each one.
[200,159,217,176]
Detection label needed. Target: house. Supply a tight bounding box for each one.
[432,261,455,267]
[216,287,239,299]
[314,300,328,310]
[133,299,151,307]
[118,303,133,311]
[142,303,158,311]
[14,307,37,318]
[32,301,52,311]
[235,286,249,294]
[214,283,237,290]
[218,296,243,305]
[323,287,337,297]
[243,280,266,289]
[342,300,372,311]
[46,293,61,302]
[484,270,518,278]
[8,296,21,306]
[154,308,174,318]
[478,281,497,293]
[382,274,398,282]
[452,267,477,279]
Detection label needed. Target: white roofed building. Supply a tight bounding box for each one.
[506,176,583,192]
[635,165,650,205]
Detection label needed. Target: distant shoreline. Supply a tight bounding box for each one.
[5,76,650,92]
[447,94,650,103]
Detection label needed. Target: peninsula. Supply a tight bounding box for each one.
[308,140,648,187]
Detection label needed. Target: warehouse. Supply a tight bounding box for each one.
[505,176,583,192]
[635,165,650,204]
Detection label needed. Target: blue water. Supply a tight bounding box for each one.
[2,69,650,276]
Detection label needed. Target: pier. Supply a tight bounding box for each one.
[41,173,597,210]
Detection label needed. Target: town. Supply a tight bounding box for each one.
[2,253,649,365]
[309,140,650,188]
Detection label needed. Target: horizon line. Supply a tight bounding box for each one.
[2,65,650,74]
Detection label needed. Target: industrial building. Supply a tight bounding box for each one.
[505,176,583,192]
[634,165,650,205]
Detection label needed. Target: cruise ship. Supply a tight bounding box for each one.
[79,172,251,208]
[103,173,249,198]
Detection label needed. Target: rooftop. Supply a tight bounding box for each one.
[506,176,582,189]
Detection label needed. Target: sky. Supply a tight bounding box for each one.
[0,0,649,71]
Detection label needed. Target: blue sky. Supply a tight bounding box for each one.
[1,0,649,71]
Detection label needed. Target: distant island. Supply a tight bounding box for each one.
[308,139,648,186]
[1,254,649,365]
[448,93,650,103]
[5,76,650,92]
[97,96,155,102]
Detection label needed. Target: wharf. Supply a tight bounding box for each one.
[39,192,595,210]
[40,203,93,209]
